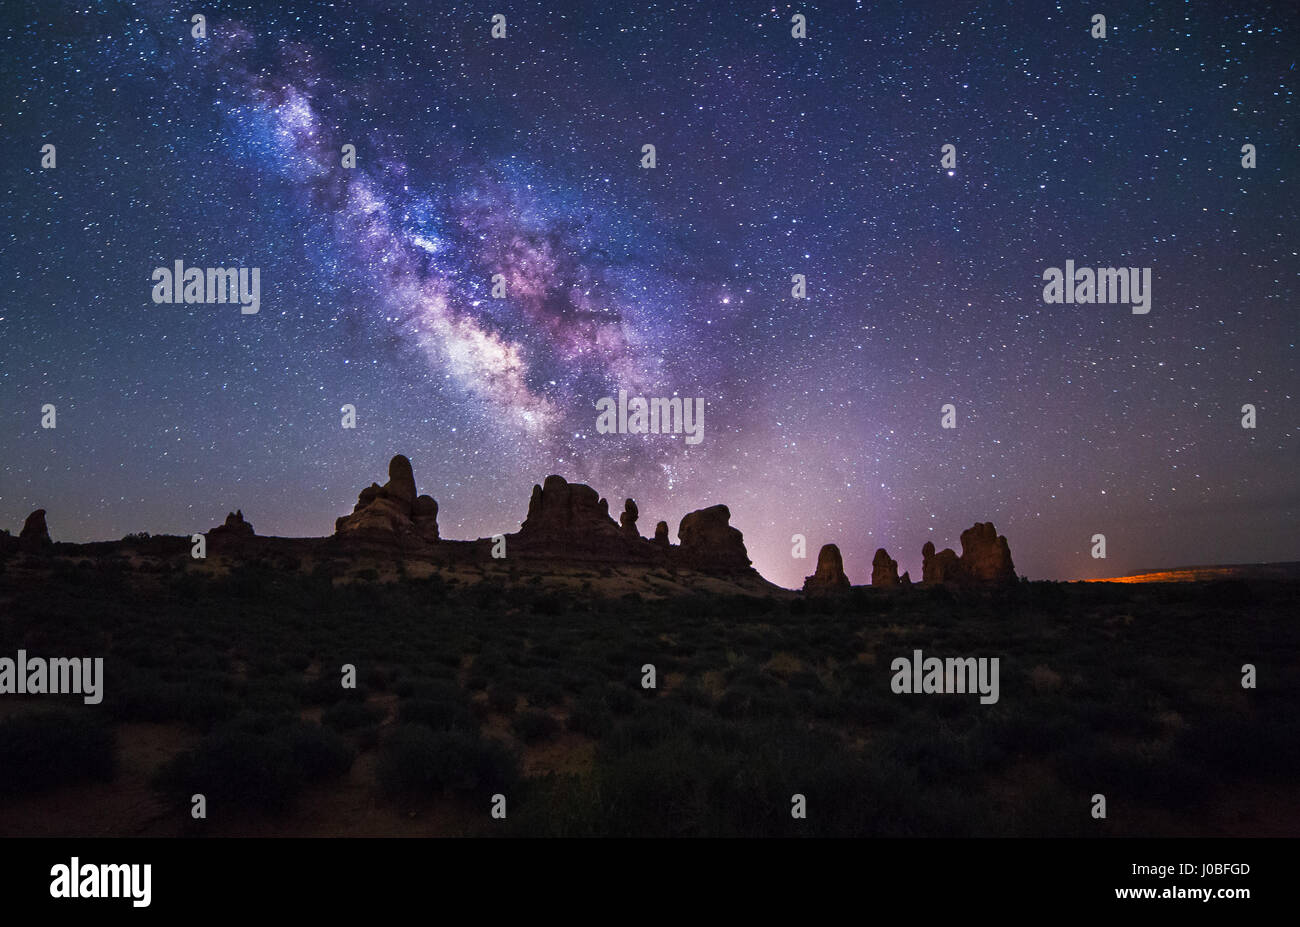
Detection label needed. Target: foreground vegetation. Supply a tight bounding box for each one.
[1,557,1296,836]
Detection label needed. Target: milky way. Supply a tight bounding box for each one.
[1,1,1296,587]
[221,41,666,438]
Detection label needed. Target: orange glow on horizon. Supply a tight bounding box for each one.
[1083,568,1244,584]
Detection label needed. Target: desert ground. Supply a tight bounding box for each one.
[1,542,1296,838]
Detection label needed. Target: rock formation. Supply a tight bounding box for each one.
[921,541,961,584]
[677,504,751,572]
[900,571,912,586]
[210,509,255,538]
[384,454,417,509]
[511,484,757,577]
[518,475,622,541]
[958,522,1016,583]
[19,509,51,551]
[0,464,783,596]
[921,524,1016,585]
[871,547,900,587]
[335,454,440,543]
[412,495,440,541]
[802,543,851,594]
[620,499,640,538]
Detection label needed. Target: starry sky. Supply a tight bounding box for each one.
[1,0,1296,588]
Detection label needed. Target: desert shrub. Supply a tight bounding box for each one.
[683,712,747,751]
[156,730,300,813]
[715,684,782,720]
[398,697,477,733]
[156,721,352,813]
[1055,740,1209,811]
[173,687,239,727]
[524,679,565,708]
[431,649,462,669]
[486,685,518,714]
[1198,579,1255,608]
[566,695,614,738]
[587,717,985,837]
[531,642,563,661]
[302,673,369,705]
[395,676,459,699]
[558,667,594,694]
[600,682,640,715]
[220,710,300,736]
[376,726,519,799]
[355,724,382,751]
[106,672,236,727]
[673,680,715,709]
[531,594,565,616]
[880,722,1006,783]
[512,709,561,744]
[280,651,311,672]
[321,701,385,731]
[784,670,823,692]
[603,712,680,756]
[284,724,356,781]
[594,740,706,835]
[1176,703,1300,780]
[248,655,285,677]
[238,678,303,717]
[1072,696,1164,738]
[979,702,1080,753]
[0,712,115,795]
[472,650,507,676]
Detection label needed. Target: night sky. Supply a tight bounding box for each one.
[1,1,1296,588]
